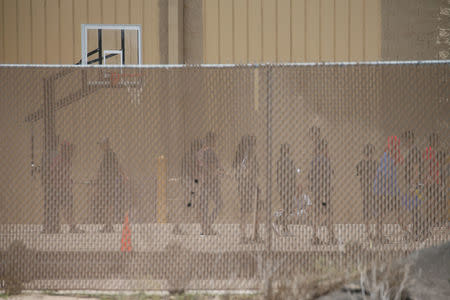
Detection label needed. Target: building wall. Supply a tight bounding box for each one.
[381,0,441,61]
[0,0,161,64]
[0,0,382,64]
[202,0,382,63]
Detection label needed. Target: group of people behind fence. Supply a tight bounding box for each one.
[275,128,447,244]
[357,131,447,243]
[42,127,447,245]
[42,137,128,234]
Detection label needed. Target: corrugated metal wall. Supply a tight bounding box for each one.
[202,0,381,63]
[1,0,381,65]
[0,0,160,64]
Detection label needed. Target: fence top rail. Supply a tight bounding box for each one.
[1,60,449,69]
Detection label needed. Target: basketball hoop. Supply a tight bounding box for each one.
[107,71,143,105]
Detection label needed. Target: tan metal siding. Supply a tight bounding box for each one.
[46,0,60,64]
[0,0,3,62]
[277,0,291,62]
[291,0,305,61]
[203,0,382,63]
[233,0,247,63]
[306,0,320,61]
[17,0,32,63]
[321,0,334,61]
[31,0,46,63]
[219,0,233,63]
[365,0,381,60]
[60,0,73,64]
[203,0,219,63]
[335,0,349,61]
[262,0,276,62]
[4,0,18,63]
[73,0,87,64]
[0,0,160,64]
[350,0,364,60]
[248,0,262,62]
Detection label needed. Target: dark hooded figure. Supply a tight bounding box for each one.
[43,141,84,234]
[173,138,203,234]
[197,131,223,235]
[356,143,378,241]
[401,130,427,241]
[96,137,125,233]
[423,133,446,229]
[309,139,337,245]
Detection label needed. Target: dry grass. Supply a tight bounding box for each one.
[264,261,413,300]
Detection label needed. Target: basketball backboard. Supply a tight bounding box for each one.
[81,24,142,65]
[81,24,143,104]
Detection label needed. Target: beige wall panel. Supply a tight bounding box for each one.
[277,0,291,62]
[102,0,117,52]
[0,0,3,62]
[306,0,320,61]
[130,0,143,23]
[335,0,349,61]
[17,0,32,63]
[73,0,87,63]
[142,0,159,64]
[365,0,380,60]
[4,0,17,63]
[60,0,74,64]
[116,0,129,23]
[46,0,60,64]
[321,0,335,61]
[219,0,233,63]
[248,0,262,63]
[88,0,101,22]
[31,0,46,63]
[203,0,219,63]
[130,0,143,24]
[349,0,364,60]
[262,0,276,62]
[129,0,143,64]
[102,0,115,23]
[233,0,247,63]
[116,0,130,63]
[291,0,305,62]
[87,0,101,60]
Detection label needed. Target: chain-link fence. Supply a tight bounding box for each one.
[0,62,449,291]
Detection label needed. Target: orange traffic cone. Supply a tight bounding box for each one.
[121,211,132,252]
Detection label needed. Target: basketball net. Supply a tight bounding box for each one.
[125,81,143,106]
[109,72,142,106]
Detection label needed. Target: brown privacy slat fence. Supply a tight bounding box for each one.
[0,62,449,291]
